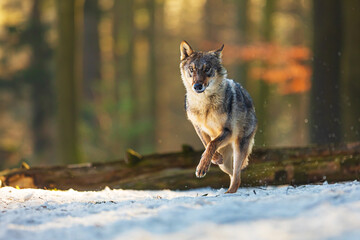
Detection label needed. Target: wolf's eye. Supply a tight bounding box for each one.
[205,66,211,73]
[189,66,194,73]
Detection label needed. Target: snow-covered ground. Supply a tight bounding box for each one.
[1,181,360,240]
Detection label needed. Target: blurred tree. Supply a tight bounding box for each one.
[116,0,158,154]
[56,0,82,163]
[25,0,55,162]
[310,0,342,144]
[342,1,360,142]
[113,0,135,151]
[83,0,100,103]
[81,0,101,157]
[258,0,276,146]
[235,0,248,87]
[205,0,220,42]
[81,0,101,156]
[130,0,157,153]
[247,0,276,146]
[143,0,157,153]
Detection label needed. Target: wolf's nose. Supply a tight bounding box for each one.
[193,83,204,93]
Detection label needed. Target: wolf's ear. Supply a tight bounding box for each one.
[214,44,224,58]
[180,41,193,61]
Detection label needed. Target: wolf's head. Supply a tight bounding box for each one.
[180,41,227,94]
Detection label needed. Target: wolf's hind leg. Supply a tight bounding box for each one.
[218,145,233,175]
[241,135,255,170]
[225,132,255,194]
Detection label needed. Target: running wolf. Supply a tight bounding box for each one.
[179,41,257,193]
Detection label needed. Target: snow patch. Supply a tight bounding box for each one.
[1,181,360,240]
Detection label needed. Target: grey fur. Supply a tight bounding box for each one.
[179,41,257,193]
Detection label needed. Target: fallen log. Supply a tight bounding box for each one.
[0,142,359,191]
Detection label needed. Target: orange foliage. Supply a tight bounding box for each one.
[202,41,312,95]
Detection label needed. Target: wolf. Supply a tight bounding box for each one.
[179,41,257,193]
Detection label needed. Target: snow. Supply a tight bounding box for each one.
[1,181,360,240]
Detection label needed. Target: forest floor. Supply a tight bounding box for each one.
[1,181,360,240]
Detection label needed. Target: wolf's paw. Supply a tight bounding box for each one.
[211,152,223,165]
[225,179,240,193]
[195,162,210,178]
[195,158,211,178]
[224,188,238,194]
[225,189,237,194]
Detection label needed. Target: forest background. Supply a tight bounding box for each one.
[0,0,359,169]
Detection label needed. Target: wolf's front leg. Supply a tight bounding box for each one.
[194,125,223,166]
[196,128,231,178]
[211,152,223,165]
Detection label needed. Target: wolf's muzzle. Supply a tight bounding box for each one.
[193,83,205,93]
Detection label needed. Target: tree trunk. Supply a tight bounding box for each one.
[204,0,220,42]
[251,0,276,147]
[310,0,342,144]
[235,0,249,88]
[56,0,81,164]
[28,0,55,163]
[1,142,359,191]
[341,1,360,142]
[82,0,100,102]
[113,0,136,152]
[141,0,157,153]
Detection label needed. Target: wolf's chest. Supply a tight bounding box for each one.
[187,106,226,138]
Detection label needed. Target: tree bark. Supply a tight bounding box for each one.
[113,0,136,152]
[143,0,157,153]
[1,142,359,191]
[28,0,55,163]
[341,1,360,142]
[56,0,81,164]
[83,0,101,102]
[235,0,249,88]
[310,0,342,144]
